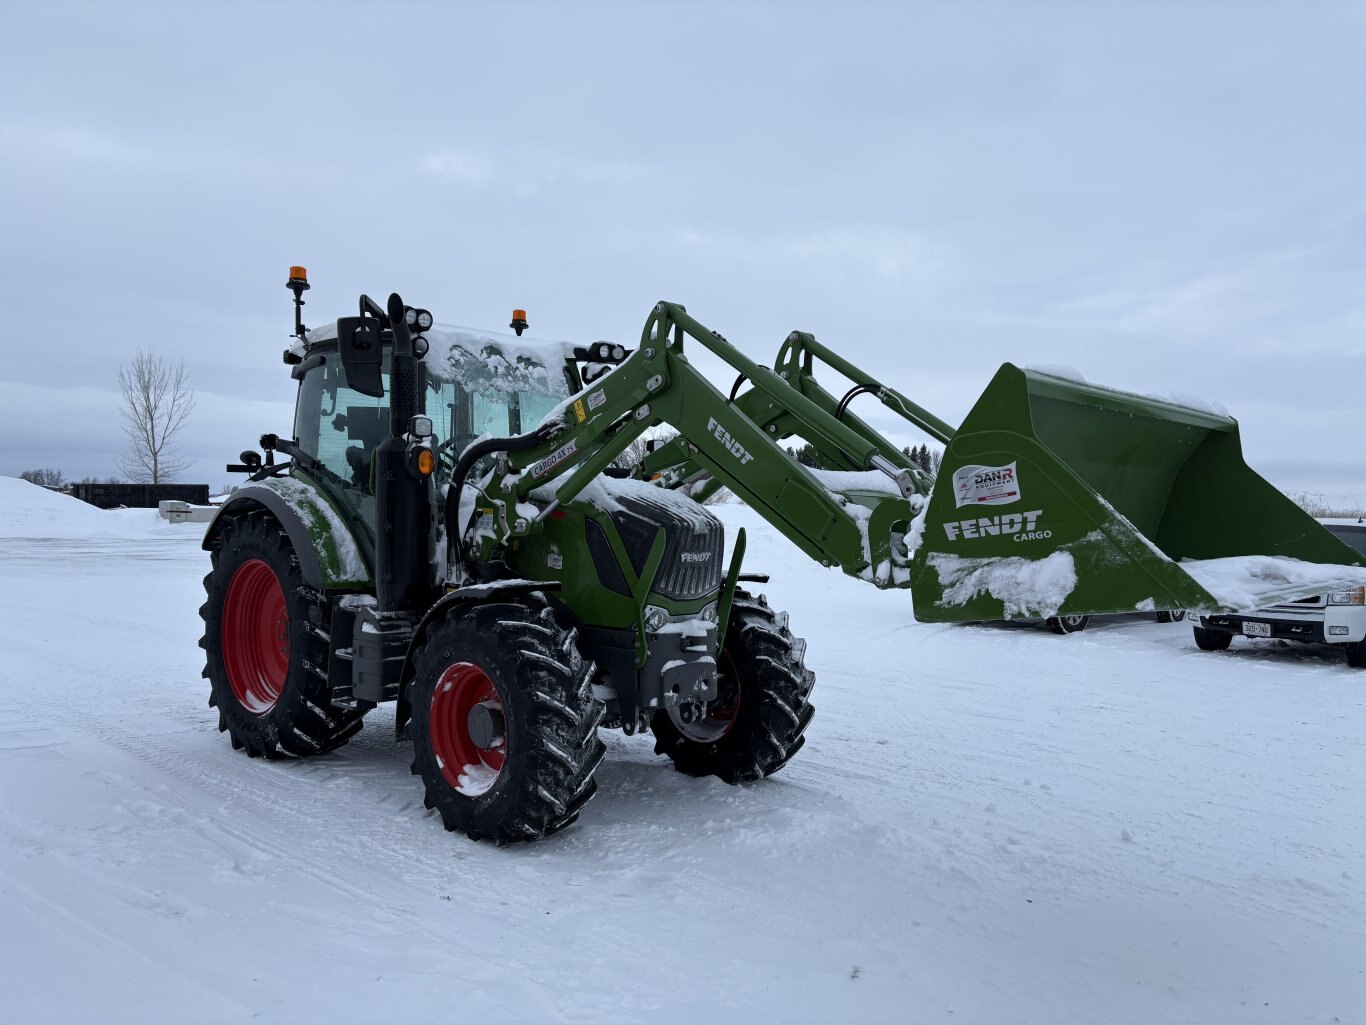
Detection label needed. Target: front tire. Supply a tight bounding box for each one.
[1193,624,1234,651]
[200,510,365,758]
[1347,640,1366,669]
[1155,610,1187,624]
[1045,614,1090,635]
[408,597,605,845]
[652,591,815,783]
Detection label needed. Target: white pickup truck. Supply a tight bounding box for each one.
[1192,519,1366,668]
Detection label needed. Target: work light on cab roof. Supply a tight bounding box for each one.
[285,265,310,351]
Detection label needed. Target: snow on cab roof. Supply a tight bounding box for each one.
[304,321,592,397]
[306,321,582,364]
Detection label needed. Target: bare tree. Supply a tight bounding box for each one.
[610,426,678,472]
[20,468,65,487]
[117,349,197,483]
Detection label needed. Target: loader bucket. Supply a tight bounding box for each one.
[910,364,1366,623]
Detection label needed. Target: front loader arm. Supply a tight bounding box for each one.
[639,330,945,499]
[460,302,922,587]
[772,331,956,447]
[454,299,1366,621]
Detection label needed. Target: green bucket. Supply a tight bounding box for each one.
[911,364,1365,622]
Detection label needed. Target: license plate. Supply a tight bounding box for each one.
[1243,622,1272,638]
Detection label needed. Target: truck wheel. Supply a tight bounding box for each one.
[408,598,605,845]
[200,510,365,758]
[1193,624,1234,651]
[652,591,815,784]
[1347,641,1366,669]
[1045,614,1089,634]
[1155,610,1186,623]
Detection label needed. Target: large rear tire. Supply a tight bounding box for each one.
[200,510,365,758]
[652,590,815,783]
[1193,624,1234,651]
[407,597,605,845]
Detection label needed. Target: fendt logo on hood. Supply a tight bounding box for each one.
[707,417,755,465]
[681,551,712,563]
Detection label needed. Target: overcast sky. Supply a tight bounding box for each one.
[2,1,1363,503]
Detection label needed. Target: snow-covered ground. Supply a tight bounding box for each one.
[0,478,1362,1024]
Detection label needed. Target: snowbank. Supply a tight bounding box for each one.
[0,476,197,539]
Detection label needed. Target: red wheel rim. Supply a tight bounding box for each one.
[221,559,289,715]
[429,663,506,796]
[674,649,742,743]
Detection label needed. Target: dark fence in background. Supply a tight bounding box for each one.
[71,483,210,509]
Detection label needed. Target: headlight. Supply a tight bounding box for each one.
[642,605,670,633]
[416,310,433,330]
[1328,586,1365,605]
[698,601,719,624]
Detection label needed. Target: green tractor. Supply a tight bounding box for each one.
[201,268,1366,845]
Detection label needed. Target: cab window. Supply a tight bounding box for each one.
[293,351,388,505]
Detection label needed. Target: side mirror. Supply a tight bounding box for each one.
[336,316,385,398]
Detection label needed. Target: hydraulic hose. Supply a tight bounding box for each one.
[835,383,876,421]
[728,373,748,402]
[443,424,560,558]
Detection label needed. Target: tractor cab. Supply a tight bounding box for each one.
[288,319,587,557]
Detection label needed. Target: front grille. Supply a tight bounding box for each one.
[605,488,724,601]
[1271,595,1326,610]
[652,518,724,600]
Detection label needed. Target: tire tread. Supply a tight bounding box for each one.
[200,510,366,759]
[651,588,815,784]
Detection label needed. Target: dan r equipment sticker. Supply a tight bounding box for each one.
[953,461,1021,508]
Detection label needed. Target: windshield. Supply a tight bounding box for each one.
[426,338,573,470]
[1325,523,1366,558]
[425,377,565,458]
